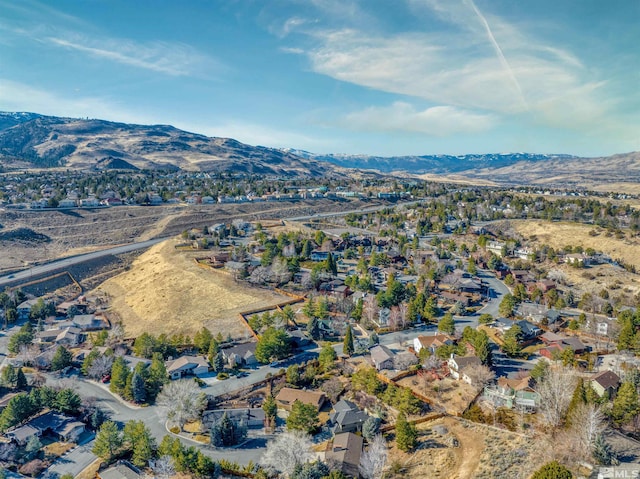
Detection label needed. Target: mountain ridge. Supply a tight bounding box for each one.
[0,112,637,187]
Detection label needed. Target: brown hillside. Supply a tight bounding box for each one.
[95,239,286,338]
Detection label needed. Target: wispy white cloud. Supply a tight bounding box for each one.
[341,102,497,136]
[0,0,220,78]
[45,36,216,77]
[288,0,633,137]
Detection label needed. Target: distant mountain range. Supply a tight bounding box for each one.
[284,149,577,174]
[0,112,637,187]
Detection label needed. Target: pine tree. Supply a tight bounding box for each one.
[474,331,492,366]
[362,416,381,442]
[437,313,455,335]
[146,353,168,401]
[123,420,156,467]
[593,434,618,466]
[343,325,354,356]
[51,346,73,371]
[194,327,213,354]
[611,381,639,426]
[208,338,220,364]
[213,352,225,373]
[326,253,337,276]
[395,412,417,452]
[132,373,146,404]
[306,317,320,340]
[93,420,123,461]
[262,395,277,429]
[531,461,572,479]
[110,356,130,394]
[1,364,17,389]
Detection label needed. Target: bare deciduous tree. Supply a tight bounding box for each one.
[88,355,114,380]
[156,379,207,429]
[547,269,567,285]
[271,257,292,284]
[17,344,40,366]
[389,306,401,331]
[398,302,408,330]
[464,364,496,391]
[393,353,419,371]
[363,295,379,327]
[260,430,315,478]
[359,434,388,479]
[537,367,578,428]
[148,455,176,479]
[569,403,606,461]
[109,323,125,344]
[321,377,344,403]
[249,266,270,284]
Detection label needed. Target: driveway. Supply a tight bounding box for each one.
[47,437,97,478]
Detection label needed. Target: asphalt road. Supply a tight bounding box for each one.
[0,238,166,288]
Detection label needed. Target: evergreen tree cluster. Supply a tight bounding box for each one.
[210,412,248,447]
[0,386,81,431]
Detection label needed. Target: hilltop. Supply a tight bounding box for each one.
[0,112,335,177]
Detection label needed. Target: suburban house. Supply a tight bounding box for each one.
[35,327,85,346]
[5,411,85,445]
[517,303,561,324]
[165,355,210,380]
[68,314,105,331]
[565,253,590,266]
[97,461,143,479]
[483,375,539,411]
[589,370,621,398]
[202,408,266,429]
[222,342,258,368]
[447,355,481,383]
[328,400,370,434]
[540,332,588,358]
[275,387,326,411]
[413,334,454,355]
[369,345,395,371]
[17,299,40,321]
[497,318,541,341]
[325,432,363,478]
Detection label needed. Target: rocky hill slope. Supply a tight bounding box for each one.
[0,112,334,177]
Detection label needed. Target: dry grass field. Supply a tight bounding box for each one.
[95,238,286,338]
[511,220,640,271]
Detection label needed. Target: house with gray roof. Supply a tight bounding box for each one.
[325,432,363,478]
[328,400,370,434]
[369,344,395,371]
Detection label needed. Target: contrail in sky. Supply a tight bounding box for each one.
[465,0,529,111]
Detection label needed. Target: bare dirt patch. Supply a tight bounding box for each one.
[95,238,286,338]
[396,375,478,416]
[387,416,536,479]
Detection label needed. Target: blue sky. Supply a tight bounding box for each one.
[0,0,638,157]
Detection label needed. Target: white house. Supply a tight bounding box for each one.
[165,355,210,380]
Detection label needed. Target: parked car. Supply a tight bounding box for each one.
[101,374,111,383]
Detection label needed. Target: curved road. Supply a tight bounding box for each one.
[0,238,167,289]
